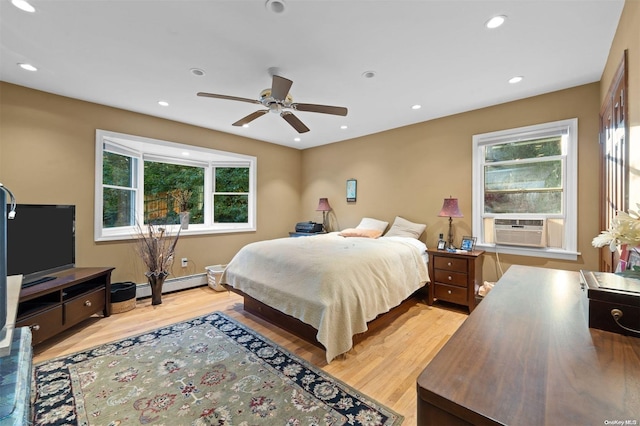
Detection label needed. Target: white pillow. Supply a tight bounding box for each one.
[355,217,389,232]
[384,216,426,239]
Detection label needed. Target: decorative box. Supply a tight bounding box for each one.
[580,270,640,338]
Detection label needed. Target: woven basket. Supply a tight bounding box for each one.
[111,298,136,314]
[110,282,137,314]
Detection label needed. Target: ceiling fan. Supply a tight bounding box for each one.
[197,75,348,133]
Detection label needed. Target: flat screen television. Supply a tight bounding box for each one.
[6,204,75,286]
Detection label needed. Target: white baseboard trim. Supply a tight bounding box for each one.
[135,273,207,299]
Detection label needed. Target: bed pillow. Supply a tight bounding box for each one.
[384,216,426,239]
[339,228,383,238]
[355,217,389,232]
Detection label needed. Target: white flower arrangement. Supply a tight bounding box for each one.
[592,204,640,252]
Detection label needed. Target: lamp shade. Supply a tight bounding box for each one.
[316,198,332,212]
[438,197,463,218]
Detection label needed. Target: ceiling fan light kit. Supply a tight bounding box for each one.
[197,75,348,134]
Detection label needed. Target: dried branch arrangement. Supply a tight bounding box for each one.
[171,188,192,212]
[134,222,181,277]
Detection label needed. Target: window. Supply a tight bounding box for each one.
[95,130,256,241]
[472,119,578,260]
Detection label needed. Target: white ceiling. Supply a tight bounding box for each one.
[0,0,624,150]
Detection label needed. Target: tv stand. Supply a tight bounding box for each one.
[15,267,115,345]
[22,276,56,288]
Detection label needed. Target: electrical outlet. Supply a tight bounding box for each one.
[181,258,188,267]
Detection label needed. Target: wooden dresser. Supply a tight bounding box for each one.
[417,265,640,425]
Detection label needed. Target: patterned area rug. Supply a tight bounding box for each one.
[32,312,403,425]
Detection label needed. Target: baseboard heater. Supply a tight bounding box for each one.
[135,273,207,299]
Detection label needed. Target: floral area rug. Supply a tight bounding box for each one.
[32,312,403,425]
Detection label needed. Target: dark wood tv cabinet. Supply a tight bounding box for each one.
[417,265,640,425]
[15,267,115,345]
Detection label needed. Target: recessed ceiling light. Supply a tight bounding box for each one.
[18,63,37,71]
[294,137,301,142]
[340,125,348,130]
[486,15,506,29]
[362,70,376,79]
[158,101,169,107]
[265,0,286,14]
[242,124,250,128]
[11,0,35,13]
[190,68,205,77]
[182,152,190,156]
[411,104,422,110]
[508,76,523,84]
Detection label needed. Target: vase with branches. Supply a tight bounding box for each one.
[135,222,181,305]
[171,188,192,229]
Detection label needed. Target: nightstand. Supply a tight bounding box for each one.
[427,248,484,312]
[288,231,327,237]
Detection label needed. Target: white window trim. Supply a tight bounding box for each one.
[95,130,257,242]
[471,118,579,260]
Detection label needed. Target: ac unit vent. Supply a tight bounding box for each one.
[494,218,547,248]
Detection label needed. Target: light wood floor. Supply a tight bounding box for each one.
[33,286,468,425]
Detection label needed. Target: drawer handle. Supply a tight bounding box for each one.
[447,262,452,266]
[447,290,452,294]
[84,300,92,307]
[31,324,40,331]
[448,275,452,281]
[611,309,640,334]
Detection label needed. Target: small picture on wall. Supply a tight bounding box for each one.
[346,179,357,202]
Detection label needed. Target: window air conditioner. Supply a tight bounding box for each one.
[494,218,547,248]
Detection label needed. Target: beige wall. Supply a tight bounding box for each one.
[0,82,302,283]
[2,2,636,285]
[301,83,602,282]
[601,0,640,210]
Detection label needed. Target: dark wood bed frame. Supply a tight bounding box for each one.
[224,284,429,351]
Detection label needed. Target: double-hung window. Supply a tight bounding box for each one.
[471,118,578,260]
[95,130,256,241]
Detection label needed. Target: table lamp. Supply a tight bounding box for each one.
[316,198,332,232]
[438,196,463,249]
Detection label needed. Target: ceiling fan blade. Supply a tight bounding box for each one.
[281,111,310,133]
[232,110,268,126]
[292,103,348,116]
[271,75,293,101]
[197,92,261,105]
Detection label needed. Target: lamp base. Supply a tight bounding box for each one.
[447,217,455,249]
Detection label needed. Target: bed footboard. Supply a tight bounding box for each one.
[224,284,428,352]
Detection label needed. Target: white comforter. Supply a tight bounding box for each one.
[221,232,429,363]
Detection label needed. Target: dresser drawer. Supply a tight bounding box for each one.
[434,283,467,305]
[433,256,468,273]
[434,269,468,287]
[16,305,63,345]
[64,287,106,327]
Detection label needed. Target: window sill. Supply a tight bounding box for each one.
[476,243,580,261]
[95,224,256,242]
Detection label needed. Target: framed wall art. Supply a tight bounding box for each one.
[346,179,357,202]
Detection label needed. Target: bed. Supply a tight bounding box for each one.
[221,216,430,363]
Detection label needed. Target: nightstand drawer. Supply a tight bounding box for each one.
[434,269,468,287]
[434,256,468,273]
[434,283,467,305]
